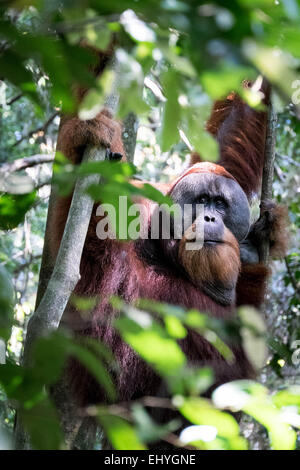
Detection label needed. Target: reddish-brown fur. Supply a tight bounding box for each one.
[64,238,253,405]
[57,109,125,165]
[50,70,287,413]
[51,109,125,255]
[236,263,270,308]
[179,225,240,291]
[189,152,203,166]
[206,80,270,198]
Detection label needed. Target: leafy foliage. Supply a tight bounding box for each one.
[0,0,299,451]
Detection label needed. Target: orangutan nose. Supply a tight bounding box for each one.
[204,214,216,222]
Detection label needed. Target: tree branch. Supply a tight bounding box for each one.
[6,93,23,106]
[0,154,54,175]
[259,99,277,264]
[14,59,121,450]
[23,147,109,357]
[122,112,138,163]
[13,254,42,275]
[12,111,59,147]
[276,152,300,168]
[73,102,139,452]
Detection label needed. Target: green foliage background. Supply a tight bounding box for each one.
[0,0,299,450]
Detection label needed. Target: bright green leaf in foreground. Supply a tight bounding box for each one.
[0,192,36,230]
[20,398,63,450]
[177,396,247,450]
[0,266,14,341]
[160,69,181,151]
[178,396,240,437]
[272,386,300,411]
[98,413,147,450]
[115,315,186,376]
[113,302,186,376]
[212,381,297,450]
[132,403,180,444]
[201,64,256,100]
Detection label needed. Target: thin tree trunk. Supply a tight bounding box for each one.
[14,65,120,450]
[72,110,139,451]
[23,146,108,360]
[122,112,138,163]
[14,144,108,450]
[0,153,54,175]
[259,100,277,264]
[35,187,57,308]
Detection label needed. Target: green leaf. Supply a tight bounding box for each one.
[168,366,214,396]
[243,41,298,100]
[114,309,186,376]
[30,333,68,386]
[178,396,248,448]
[98,413,147,450]
[0,266,14,341]
[77,336,115,365]
[268,337,292,362]
[272,387,300,411]
[178,397,241,438]
[160,45,196,78]
[136,301,233,362]
[86,177,172,241]
[212,381,297,450]
[0,362,45,406]
[20,398,63,450]
[118,80,149,118]
[164,315,187,339]
[78,160,136,179]
[181,105,219,161]
[137,299,187,321]
[136,183,173,206]
[68,342,117,401]
[201,65,255,100]
[84,23,112,51]
[71,294,98,312]
[179,425,247,450]
[160,69,181,151]
[0,192,36,230]
[0,363,25,400]
[244,398,297,450]
[0,49,39,105]
[186,125,219,162]
[185,310,207,328]
[132,403,180,444]
[78,87,104,120]
[238,306,268,370]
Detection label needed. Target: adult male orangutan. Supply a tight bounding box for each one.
[50,77,287,435]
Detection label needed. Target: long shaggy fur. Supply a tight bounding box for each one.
[236,263,270,308]
[51,73,287,414]
[179,225,240,290]
[206,80,270,198]
[65,236,253,406]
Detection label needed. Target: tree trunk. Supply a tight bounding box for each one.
[122,112,138,163]
[14,68,121,450]
[70,110,139,450]
[259,100,277,263]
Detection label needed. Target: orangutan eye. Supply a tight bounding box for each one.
[215,196,227,209]
[197,194,208,204]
